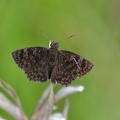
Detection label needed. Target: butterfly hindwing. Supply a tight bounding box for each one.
[12,47,49,82]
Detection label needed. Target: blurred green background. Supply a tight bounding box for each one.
[0,0,120,120]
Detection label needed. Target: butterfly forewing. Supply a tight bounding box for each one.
[12,47,49,82]
[61,50,93,76]
[51,50,93,86]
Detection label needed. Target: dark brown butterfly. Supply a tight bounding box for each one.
[12,41,93,86]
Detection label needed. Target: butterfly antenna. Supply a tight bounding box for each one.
[40,29,51,41]
[58,34,75,44]
[39,29,52,48]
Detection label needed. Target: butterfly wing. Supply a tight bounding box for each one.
[12,47,49,82]
[51,50,93,86]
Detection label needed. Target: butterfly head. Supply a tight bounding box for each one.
[50,41,59,49]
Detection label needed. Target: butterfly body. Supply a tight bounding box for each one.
[12,41,93,86]
[47,42,59,79]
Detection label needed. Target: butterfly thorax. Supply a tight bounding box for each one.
[48,42,59,78]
